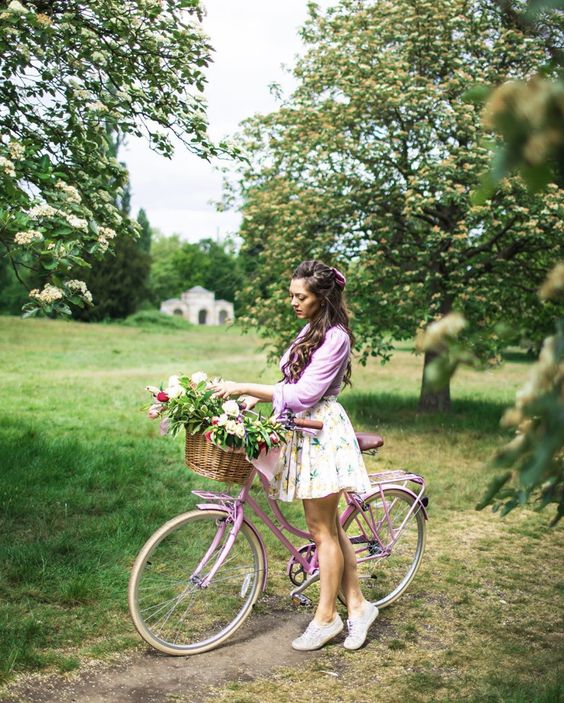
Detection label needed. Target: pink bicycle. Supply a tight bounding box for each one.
[128,413,429,654]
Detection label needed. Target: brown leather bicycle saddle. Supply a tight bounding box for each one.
[355,432,384,451]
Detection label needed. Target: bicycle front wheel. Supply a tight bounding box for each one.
[343,487,427,609]
[128,509,265,655]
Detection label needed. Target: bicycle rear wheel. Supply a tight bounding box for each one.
[128,509,265,655]
[342,487,427,608]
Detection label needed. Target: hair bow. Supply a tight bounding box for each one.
[331,267,346,289]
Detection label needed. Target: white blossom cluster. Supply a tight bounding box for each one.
[7,1,28,14]
[501,335,562,446]
[8,141,24,160]
[29,284,63,304]
[65,214,88,231]
[418,312,467,352]
[539,262,564,301]
[87,101,108,113]
[97,226,117,251]
[66,279,93,304]
[0,156,16,177]
[55,180,81,204]
[29,201,88,231]
[28,204,58,219]
[499,263,564,447]
[14,230,43,245]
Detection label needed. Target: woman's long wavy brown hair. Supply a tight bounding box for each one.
[282,260,355,387]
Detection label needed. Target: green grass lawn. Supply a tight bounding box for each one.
[1,316,562,702]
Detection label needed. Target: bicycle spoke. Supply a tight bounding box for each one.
[343,489,426,608]
[129,510,263,653]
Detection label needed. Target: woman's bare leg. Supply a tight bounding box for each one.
[336,516,368,618]
[302,492,343,624]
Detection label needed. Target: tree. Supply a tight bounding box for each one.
[466,0,563,523]
[226,0,563,411]
[137,208,152,254]
[148,234,243,305]
[0,0,233,317]
[411,0,564,521]
[71,124,152,321]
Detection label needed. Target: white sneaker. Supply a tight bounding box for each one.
[343,601,379,650]
[291,614,344,651]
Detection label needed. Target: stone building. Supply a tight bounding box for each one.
[160,286,234,325]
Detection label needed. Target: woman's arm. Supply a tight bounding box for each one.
[272,327,349,415]
[210,381,274,402]
[210,327,349,414]
[239,394,262,410]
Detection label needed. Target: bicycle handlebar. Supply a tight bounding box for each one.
[293,418,324,430]
[239,404,324,431]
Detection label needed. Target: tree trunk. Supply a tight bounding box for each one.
[418,350,452,413]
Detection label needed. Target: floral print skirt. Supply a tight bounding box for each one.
[269,397,372,502]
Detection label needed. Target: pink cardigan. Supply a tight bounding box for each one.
[272,323,350,419]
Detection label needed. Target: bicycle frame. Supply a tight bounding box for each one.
[190,464,428,596]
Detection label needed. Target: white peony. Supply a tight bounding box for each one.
[234,423,246,439]
[222,400,240,417]
[225,420,238,435]
[190,371,208,384]
[166,375,185,398]
[217,414,228,426]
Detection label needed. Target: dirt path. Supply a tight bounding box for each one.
[1,611,319,703]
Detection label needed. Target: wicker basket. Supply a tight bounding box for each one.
[184,431,253,485]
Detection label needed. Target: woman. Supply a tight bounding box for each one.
[210,260,377,651]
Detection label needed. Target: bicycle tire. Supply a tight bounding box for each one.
[128,509,265,655]
[342,487,427,609]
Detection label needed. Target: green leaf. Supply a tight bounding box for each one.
[40,259,59,270]
[475,471,512,511]
[462,84,491,104]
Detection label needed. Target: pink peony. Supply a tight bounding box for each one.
[204,430,213,442]
[157,391,169,402]
[270,433,280,444]
[159,418,169,436]
[148,403,162,419]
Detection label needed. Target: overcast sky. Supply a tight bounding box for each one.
[122,1,333,243]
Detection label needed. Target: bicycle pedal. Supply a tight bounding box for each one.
[291,594,312,607]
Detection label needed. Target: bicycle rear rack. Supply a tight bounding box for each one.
[191,489,235,507]
[368,469,424,487]
[364,469,427,505]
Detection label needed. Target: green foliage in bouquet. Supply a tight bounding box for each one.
[146,372,285,460]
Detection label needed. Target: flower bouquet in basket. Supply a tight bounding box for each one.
[146,372,285,481]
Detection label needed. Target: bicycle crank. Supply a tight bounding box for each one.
[291,593,312,607]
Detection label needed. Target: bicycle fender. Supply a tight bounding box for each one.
[195,503,268,591]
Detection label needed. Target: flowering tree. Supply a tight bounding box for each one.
[464,263,563,524]
[474,0,564,194]
[227,0,564,411]
[0,0,229,317]
[464,0,564,522]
